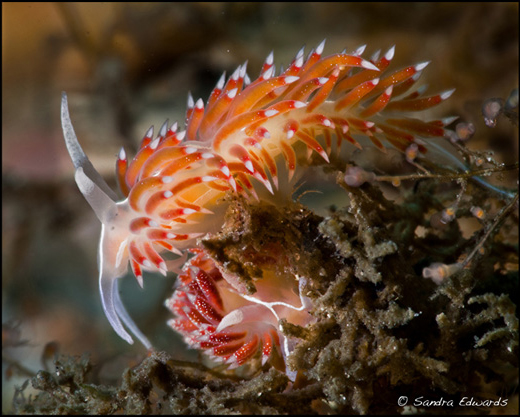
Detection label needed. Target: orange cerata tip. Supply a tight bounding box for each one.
[61,39,453,377]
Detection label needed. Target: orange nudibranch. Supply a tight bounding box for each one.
[61,40,452,358]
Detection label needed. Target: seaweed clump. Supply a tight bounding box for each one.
[14,173,518,414]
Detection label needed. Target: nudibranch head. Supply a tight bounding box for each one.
[62,40,453,368]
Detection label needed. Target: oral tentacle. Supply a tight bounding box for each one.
[99,259,134,345]
[61,93,119,202]
[113,278,152,349]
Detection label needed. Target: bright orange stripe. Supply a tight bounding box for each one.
[385,95,442,112]
[334,79,378,111]
[306,69,339,112]
[140,147,189,179]
[128,176,167,211]
[186,103,204,141]
[116,157,129,196]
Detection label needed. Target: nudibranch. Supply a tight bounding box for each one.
[165,249,313,380]
[62,40,453,372]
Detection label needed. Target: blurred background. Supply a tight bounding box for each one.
[2,2,518,410]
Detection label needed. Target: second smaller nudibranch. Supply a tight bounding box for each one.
[165,248,314,381]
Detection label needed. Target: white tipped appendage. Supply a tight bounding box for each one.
[245,160,254,173]
[284,76,300,84]
[216,71,226,90]
[318,77,329,85]
[239,61,248,78]
[176,130,186,141]
[415,61,430,71]
[145,126,154,139]
[262,66,275,80]
[159,119,168,138]
[230,65,240,81]
[227,88,238,99]
[149,137,160,150]
[187,92,194,109]
[440,88,456,100]
[294,55,304,69]
[266,51,274,65]
[361,60,379,71]
[295,45,305,60]
[385,45,396,61]
[316,39,326,55]
[354,44,367,56]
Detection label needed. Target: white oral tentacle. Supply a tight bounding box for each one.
[74,168,118,224]
[61,92,118,202]
[98,258,134,345]
[113,278,152,349]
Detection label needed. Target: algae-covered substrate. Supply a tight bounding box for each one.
[14,161,518,414]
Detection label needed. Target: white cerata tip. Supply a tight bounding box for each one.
[230,65,240,81]
[361,60,379,71]
[318,77,329,85]
[159,120,168,137]
[264,109,279,117]
[266,51,274,65]
[354,44,367,56]
[216,71,226,89]
[284,76,300,84]
[187,92,194,109]
[415,61,430,71]
[176,130,186,141]
[245,160,254,173]
[149,137,160,150]
[239,61,248,78]
[440,88,456,100]
[263,66,275,80]
[316,38,326,55]
[227,88,238,99]
[385,45,396,61]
